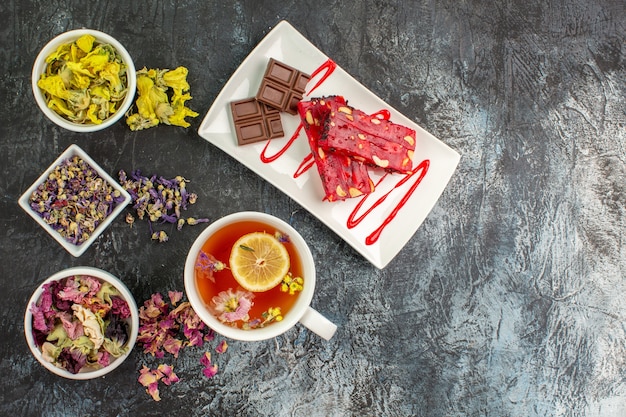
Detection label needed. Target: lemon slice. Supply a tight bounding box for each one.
[229,232,290,292]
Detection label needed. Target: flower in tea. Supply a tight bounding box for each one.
[243,306,284,330]
[195,251,227,282]
[211,289,254,323]
[280,273,304,295]
[274,231,290,243]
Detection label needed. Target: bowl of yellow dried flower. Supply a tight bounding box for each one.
[24,266,139,380]
[31,29,136,132]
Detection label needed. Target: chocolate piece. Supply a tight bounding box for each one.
[256,58,311,115]
[230,98,284,145]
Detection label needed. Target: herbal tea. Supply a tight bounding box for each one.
[194,220,304,330]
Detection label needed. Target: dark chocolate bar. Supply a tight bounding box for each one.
[256,58,311,115]
[230,98,284,145]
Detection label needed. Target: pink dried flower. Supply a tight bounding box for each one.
[137,294,214,357]
[157,364,179,385]
[137,292,227,400]
[200,351,218,378]
[57,277,85,303]
[211,289,254,323]
[97,350,110,368]
[215,340,228,354]
[163,337,183,358]
[168,291,183,306]
[58,311,84,339]
[111,297,131,319]
[138,365,162,401]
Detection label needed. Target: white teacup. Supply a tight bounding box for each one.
[184,211,337,341]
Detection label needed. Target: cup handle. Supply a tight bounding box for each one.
[299,307,337,340]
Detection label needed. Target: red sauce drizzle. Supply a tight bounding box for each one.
[260,59,337,165]
[294,152,315,178]
[347,159,430,245]
[307,59,337,95]
[260,124,303,163]
[370,109,391,120]
[256,57,431,247]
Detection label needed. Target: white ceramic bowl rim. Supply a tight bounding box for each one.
[184,212,316,341]
[31,28,137,132]
[24,266,139,380]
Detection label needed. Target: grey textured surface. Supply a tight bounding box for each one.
[1,0,625,416]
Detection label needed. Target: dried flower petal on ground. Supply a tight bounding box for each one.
[215,340,228,354]
[126,66,199,131]
[138,365,162,401]
[119,170,208,242]
[137,292,213,358]
[200,351,218,378]
[137,291,229,401]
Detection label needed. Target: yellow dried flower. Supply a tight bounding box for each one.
[37,35,129,124]
[126,66,198,131]
[75,34,95,53]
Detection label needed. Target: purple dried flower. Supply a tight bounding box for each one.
[28,155,123,245]
[119,170,208,242]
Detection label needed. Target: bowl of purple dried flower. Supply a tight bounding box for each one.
[18,144,131,257]
[24,266,139,380]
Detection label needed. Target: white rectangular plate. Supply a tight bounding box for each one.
[198,21,461,269]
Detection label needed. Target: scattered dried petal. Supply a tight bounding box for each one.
[126,66,198,131]
[119,170,208,242]
[215,340,228,354]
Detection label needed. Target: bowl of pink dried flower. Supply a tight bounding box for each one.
[24,266,139,380]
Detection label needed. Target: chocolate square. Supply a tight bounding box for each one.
[255,58,311,115]
[230,98,285,145]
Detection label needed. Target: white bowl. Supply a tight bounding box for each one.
[18,144,131,257]
[24,267,139,380]
[32,29,136,132]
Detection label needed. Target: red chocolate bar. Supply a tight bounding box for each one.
[298,97,374,201]
[256,58,311,115]
[230,98,284,145]
[319,100,416,173]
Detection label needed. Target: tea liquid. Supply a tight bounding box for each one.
[195,220,303,328]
